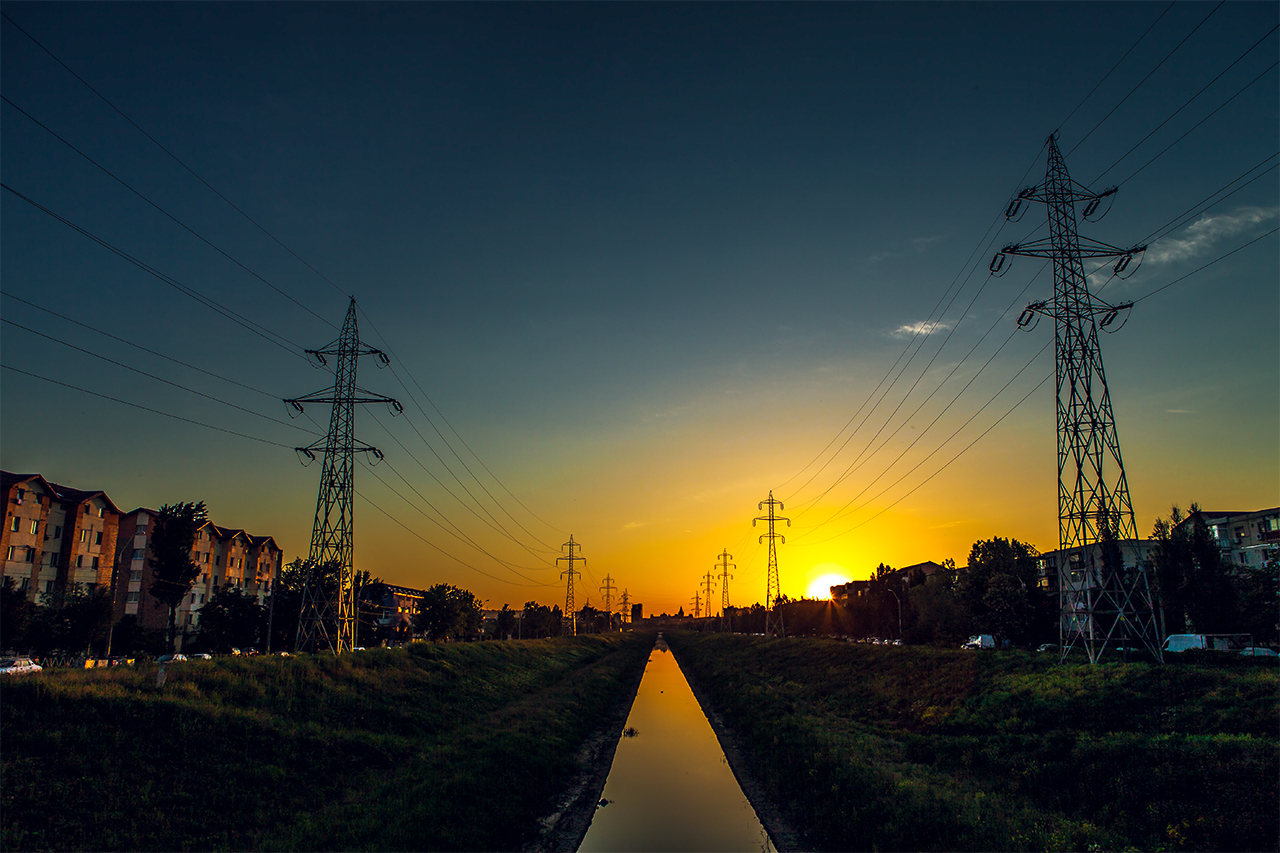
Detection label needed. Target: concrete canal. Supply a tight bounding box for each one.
[577,635,773,852]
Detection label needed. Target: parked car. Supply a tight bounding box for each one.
[1162,634,1252,653]
[0,658,42,675]
[191,653,213,660]
[156,654,188,663]
[1239,647,1278,657]
[962,634,995,650]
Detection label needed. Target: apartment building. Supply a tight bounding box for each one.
[1195,508,1280,568]
[116,508,284,640]
[1,472,121,600]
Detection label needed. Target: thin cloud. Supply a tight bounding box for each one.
[869,235,942,264]
[891,320,951,338]
[1148,206,1278,264]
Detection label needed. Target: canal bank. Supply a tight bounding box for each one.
[666,635,802,853]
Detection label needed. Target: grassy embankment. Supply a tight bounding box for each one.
[2,632,653,851]
[666,632,1277,852]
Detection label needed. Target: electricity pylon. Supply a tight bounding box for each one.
[700,568,717,619]
[600,574,617,631]
[717,549,735,632]
[995,132,1160,664]
[618,588,631,625]
[690,591,701,619]
[285,298,400,654]
[557,535,584,636]
[754,491,790,637]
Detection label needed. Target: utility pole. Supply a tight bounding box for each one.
[557,535,584,637]
[618,588,631,626]
[717,549,735,633]
[995,132,1161,664]
[700,568,717,621]
[600,574,617,631]
[754,491,790,637]
[285,298,400,654]
[690,590,701,620]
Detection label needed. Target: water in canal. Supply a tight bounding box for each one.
[578,636,773,852]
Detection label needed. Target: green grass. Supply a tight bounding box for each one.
[2,633,654,851]
[666,632,1278,852]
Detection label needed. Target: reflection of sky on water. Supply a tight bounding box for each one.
[578,638,771,853]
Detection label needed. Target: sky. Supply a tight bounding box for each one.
[2,2,1276,617]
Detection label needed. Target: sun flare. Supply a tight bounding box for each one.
[806,565,852,600]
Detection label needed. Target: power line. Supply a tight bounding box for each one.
[1,183,307,358]
[0,363,294,448]
[1091,24,1279,186]
[1134,226,1279,304]
[1,317,320,435]
[1067,0,1225,157]
[1058,0,1177,131]
[0,289,284,401]
[0,10,351,303]
[1,95,334,328]
[1112,60,1279,188]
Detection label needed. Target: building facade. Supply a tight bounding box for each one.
[1195,508,1280,568]
[115,508,284,644]
[2,472,121,600]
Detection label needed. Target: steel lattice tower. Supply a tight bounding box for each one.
[557,535,584,636]
[618,588,631,625]
[285,298,400,653]
[700,568,717,621]
[753,491,790,637]
[717,549,735,632]
[997,133,1161,663]
[600,574,616,631]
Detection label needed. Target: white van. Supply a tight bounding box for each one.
[1162,634,1251,653]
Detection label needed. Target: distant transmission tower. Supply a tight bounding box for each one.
[994,132,1161,664]
[690,590,702,619]
[600,574,617,631]
[700,568,717,620]
[285,298,400,654]
[557,535,584,636]
[619,588,631,625]
[717,549,735,633]
[754,491,790,637]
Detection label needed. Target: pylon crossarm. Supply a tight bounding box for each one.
[1003,235,1135,259]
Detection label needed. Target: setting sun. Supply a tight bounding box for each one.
[805,564,852,600]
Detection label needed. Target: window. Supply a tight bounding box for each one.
[29,519,38,534]
[79,529,88,543]
[25,547,35,563]
[8,517,18,532]
[127,591,139,603]
[5,546,13,561]
[45,580,54,593]
[130,570,142,582]
[96,507,104,518]
[20,577,29,591]
[76,555,83,568]
[47,553,57,567]
[132,549,143,560]
[52,526,62,539]
[91,557,99,570]
[95,531,103,546]
[215,555,221,567]
[15,488,26,503]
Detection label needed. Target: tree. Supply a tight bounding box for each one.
[197,586,265,652]
[417,584,482,642]
[1150,505,1237,634]
[1,577,35,652]
[495,604,517,639]
[147,501,207,650]
[267,557,340,652]
[29,583,114,656]
[957,538,1044,645]
[904,561,972,646]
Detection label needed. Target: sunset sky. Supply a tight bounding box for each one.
[2,2,1276,616]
